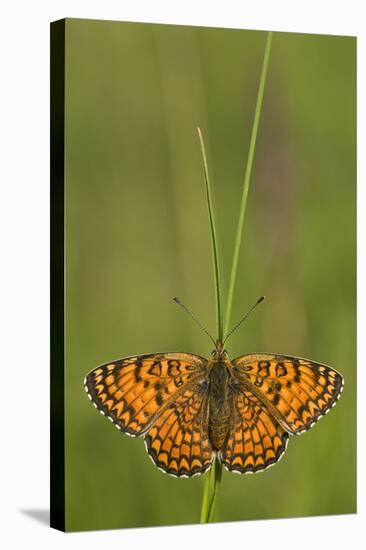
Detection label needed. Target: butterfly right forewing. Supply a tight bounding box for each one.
[85,351,215,477]
[84,352,208,437]
[232,354,344,435]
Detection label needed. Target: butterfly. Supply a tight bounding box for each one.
[84,300,344,477]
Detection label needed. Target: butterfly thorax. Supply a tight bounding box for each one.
[208,360,232,450]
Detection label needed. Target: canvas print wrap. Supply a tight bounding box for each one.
[50,18,356,532]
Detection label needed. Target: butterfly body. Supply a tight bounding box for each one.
[208,359,232,450]
[85,345,343,478]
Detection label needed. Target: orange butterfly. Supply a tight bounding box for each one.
[85,299,344,477]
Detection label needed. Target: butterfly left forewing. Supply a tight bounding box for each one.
[84,352,207,437]
[232,354,344,435]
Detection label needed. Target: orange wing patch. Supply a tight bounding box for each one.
[84,353,207,437]
[232,354,344,435]
[220,389,288,474]
[145,386,213,477]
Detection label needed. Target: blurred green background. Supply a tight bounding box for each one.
[64,19,356,531]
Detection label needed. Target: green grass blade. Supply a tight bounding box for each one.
[197,127,223,343]
[224,31,273,334]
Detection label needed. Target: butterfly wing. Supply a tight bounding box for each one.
[220,387,288,474]
[232,354,344,435]
[85,352,208,437]
[145,384,213,477]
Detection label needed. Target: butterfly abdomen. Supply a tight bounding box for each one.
[208,362,231,450]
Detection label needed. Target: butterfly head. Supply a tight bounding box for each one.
[211,339,228,361]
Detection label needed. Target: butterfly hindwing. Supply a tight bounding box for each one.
[220,387,288,474]
[232,354,344,435]
[145,384,213,477]
[84,352,208,436]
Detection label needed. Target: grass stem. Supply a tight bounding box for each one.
[200,465,213,523]
[197,127,223,524]
[198,30,272,525]
[208,458,223,521]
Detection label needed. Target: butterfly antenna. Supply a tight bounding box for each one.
[173,297,216,346]
[223,296,265,345]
